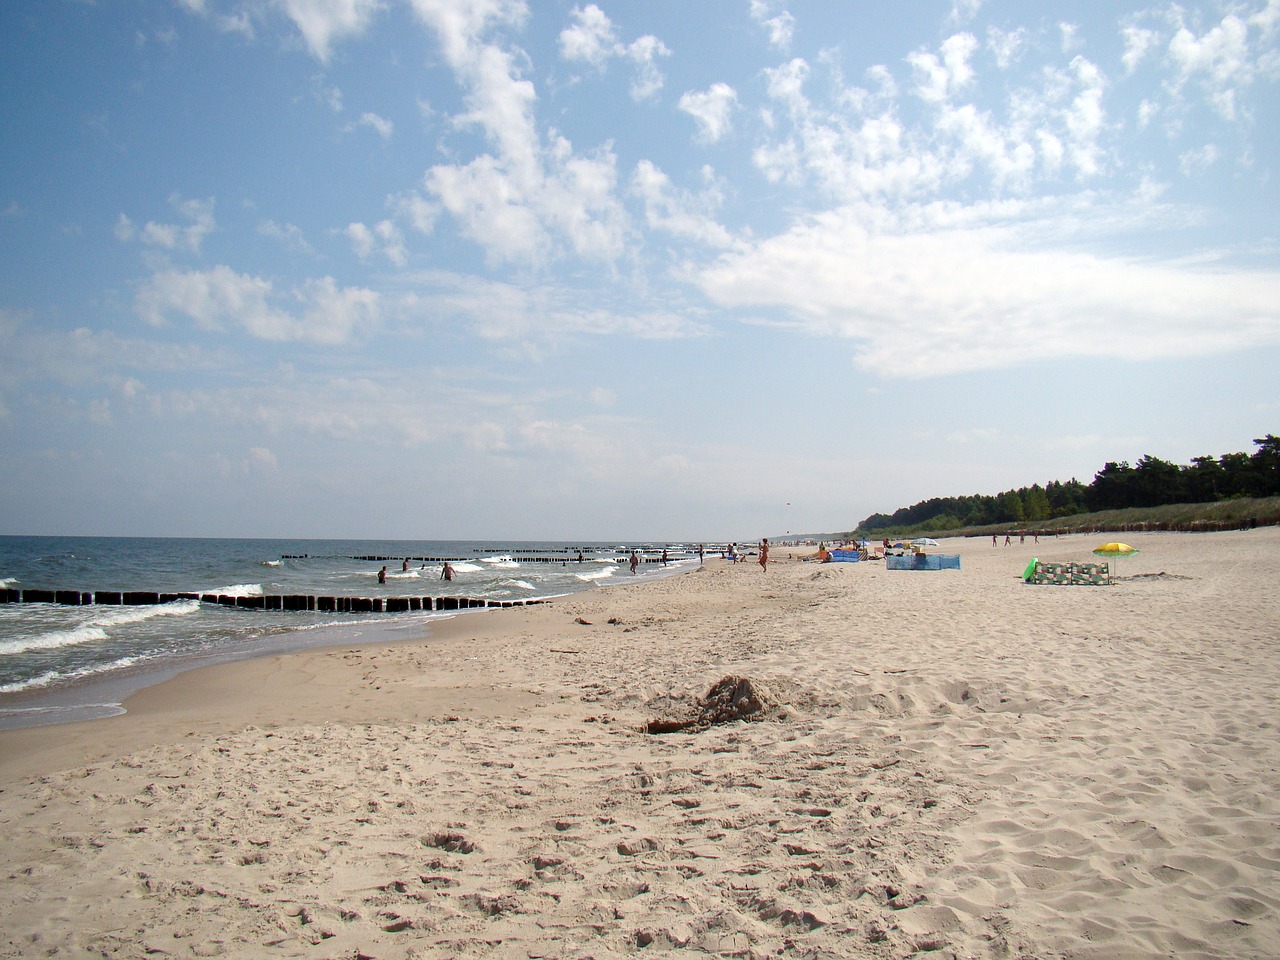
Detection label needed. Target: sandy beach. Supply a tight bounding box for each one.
[1,528,1277,959]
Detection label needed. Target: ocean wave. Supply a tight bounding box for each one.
[479,555,518,567]
[0,655,147,695]
[0,600,199,658]
[208,583,263,597]
[262,559,281,567]
[0,577,16,588]
[450,562,484,573]
[575,565,618,582]
[387,569,422,580]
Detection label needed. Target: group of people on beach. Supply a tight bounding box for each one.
[378,560,453,583]
[725,540,769,570]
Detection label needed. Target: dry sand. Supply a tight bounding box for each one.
[1,528,1277,959]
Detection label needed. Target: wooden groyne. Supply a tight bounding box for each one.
[0,589,544,613]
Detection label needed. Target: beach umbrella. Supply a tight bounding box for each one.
[1092,542,1138,582]
[911,538,939,547]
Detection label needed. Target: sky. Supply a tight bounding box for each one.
[1,0,1278,542]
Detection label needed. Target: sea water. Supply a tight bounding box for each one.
[0,536,705,728]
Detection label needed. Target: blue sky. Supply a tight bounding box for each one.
[1,0,1277,541]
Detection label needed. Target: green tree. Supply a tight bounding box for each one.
[1218,452,1252,497]
[1023,484,1052,521]
[1133,454,1183,506]
[1087,461,1136,511]
[1249,434,1280,496]
[995,490,1025,523]
[1184,455,1227,502]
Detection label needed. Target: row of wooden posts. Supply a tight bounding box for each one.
[0,589,544,613]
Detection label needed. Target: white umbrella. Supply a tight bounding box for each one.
[911,538,939,547]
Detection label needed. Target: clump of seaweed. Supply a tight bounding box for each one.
[646,675,780,734]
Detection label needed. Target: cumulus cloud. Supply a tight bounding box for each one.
[359,111,393,138]
[137,266,379,344]
[749,0,795,50]
[908,33,978,104]
[117,196,216,254]
[1167,10,1253,119]
[631,160,734,247]
[409,0,631,265]
[678,83,739,143]
[1179,142,1220,175]
[347,220,408,265]
[279,0,382,62]
[558,4,671,100]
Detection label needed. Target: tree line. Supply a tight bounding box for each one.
[856,434,1280,533]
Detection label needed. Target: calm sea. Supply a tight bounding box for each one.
[0,536,705,729]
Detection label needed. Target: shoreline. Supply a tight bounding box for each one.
[1,530,1277,959]
[0,555,701,734]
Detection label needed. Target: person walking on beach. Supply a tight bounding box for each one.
[661,549,668,566]
[992,534,997,546]
[698,544,705,564]
[629,551,639,574]
[759,538,769,571]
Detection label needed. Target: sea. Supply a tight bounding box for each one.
[0,536,707,730]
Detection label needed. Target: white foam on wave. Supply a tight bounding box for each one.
[576,565,619,583]
[0,600,199,658]
[0,655,147,695]
[209,583,263,597]
[262,559,281,567]
[450,562,484,573]
[387,569,422,580]
[480,556,519,567]
[0,577,17,588]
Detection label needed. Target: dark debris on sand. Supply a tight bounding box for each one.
[645,675,782,734]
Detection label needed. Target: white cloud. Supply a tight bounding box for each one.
[631,160,734,247]
[279,0,383,62]
[987,26,1028,69]
[1179,142,1219,175]
[1167,11,1253,119]
[1062,56,1107,178]
[346,219,407,265]
[694,200,1280,377]
[908,33,978,104]
[394,270,710,344]
[1059,21,1084,53]
[118,196,216,254]
[624,34,670,101]
[1122,25,1160,73]
[410,0,630,265]
[749,1,795,50]
[137,266,378,344]
[259,219,317,256]
[677,83,739,143]
[558,4,670,100]
[359,111,393,138]
[949,0,982,25]
[558,3,616,66]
